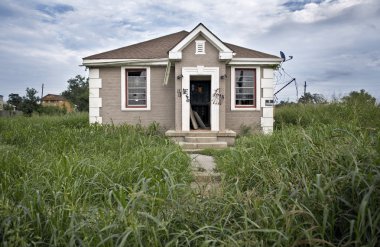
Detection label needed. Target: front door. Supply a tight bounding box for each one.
[190,81,211,128]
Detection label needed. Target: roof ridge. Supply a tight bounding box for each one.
[83,25,279,60]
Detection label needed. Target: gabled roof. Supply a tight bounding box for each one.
[169,23,233,60]
[84,31,188,60]
[83,24,279,61]
[42,94,67,101]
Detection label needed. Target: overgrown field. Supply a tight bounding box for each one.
[1,99,380,246]
[213,100,380,246]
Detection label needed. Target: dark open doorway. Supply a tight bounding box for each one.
[190,76,211,129]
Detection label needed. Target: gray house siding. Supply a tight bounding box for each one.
[99,66,175,129]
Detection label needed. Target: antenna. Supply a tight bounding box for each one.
[280,51,293,62]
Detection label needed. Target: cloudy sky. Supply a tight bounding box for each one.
[1,0,379,102]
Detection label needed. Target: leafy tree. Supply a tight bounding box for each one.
[61,75,89,112]
[342,89,376,106]
[7,93,22,110]
[20,88,40,116]
[298,93,327,104]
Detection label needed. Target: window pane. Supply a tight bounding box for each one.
[128,100,146,106]
[235,69,255,107]
[236,69,254,77]
[128,93,146,99]
[127,70,147,107]
[236,99,254,105]
[236,80,254,88]
[128,88,146,94]
[236,94,254,100]
[236,88,252,94]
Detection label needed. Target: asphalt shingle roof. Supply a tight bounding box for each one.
[84,30,278,60]
[42,94,67,101]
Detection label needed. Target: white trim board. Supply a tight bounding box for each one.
[89,68,102,124]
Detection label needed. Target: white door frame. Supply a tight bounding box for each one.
[182,66,219,131]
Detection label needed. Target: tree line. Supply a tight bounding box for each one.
[5,75,88,116]
[277,89,377,106]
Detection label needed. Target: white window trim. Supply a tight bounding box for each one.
[121,66,151,111]
[231,66,261,111]
[195,40,206,54]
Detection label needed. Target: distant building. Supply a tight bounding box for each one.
[41,94,73,112]
[0,95,3,111]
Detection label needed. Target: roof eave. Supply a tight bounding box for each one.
[82,58,169,67]
[228,58,282,65]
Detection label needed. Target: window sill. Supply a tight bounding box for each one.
[121,107,151,111]
[231,106,260,111]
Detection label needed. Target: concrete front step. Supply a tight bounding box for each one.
[166,130,237,146]
[185,136,218,143]
[179,141,227,150]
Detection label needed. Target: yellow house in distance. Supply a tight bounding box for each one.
[41,94,73,112]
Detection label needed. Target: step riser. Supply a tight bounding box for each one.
[179,142,227,149]
[182,133,218,137]
[166,131,236,138]
[184,137,218,143]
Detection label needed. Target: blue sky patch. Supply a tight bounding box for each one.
[283,0,324,11]
[36,3,74,17]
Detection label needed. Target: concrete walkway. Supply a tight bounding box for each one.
[189,154,221,196]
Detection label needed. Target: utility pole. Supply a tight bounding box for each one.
[304,81,307,96]
[41,83,44,104]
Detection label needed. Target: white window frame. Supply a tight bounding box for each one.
[231,66,261,111]
[195,40,206,54]
[121,66,151,111]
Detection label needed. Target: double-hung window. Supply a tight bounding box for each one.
[231,68,259,110]
[122,67,151,110]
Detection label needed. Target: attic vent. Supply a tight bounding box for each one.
[195,40,206,54]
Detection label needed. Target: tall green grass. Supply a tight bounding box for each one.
[1,102,379,246]
[0,114,193,246]
[214,102,380,246]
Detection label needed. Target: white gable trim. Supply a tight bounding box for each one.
[169,23,233,60]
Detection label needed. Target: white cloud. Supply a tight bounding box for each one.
[290,0,367,23]
[0,0,379,102]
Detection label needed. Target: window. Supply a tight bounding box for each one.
[121,67,150,111]
[231,68,260,110]
[125,69,147,107]
[195,40,205,54]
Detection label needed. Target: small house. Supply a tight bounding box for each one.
[83,23,281,147]
[41,94,73,112]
